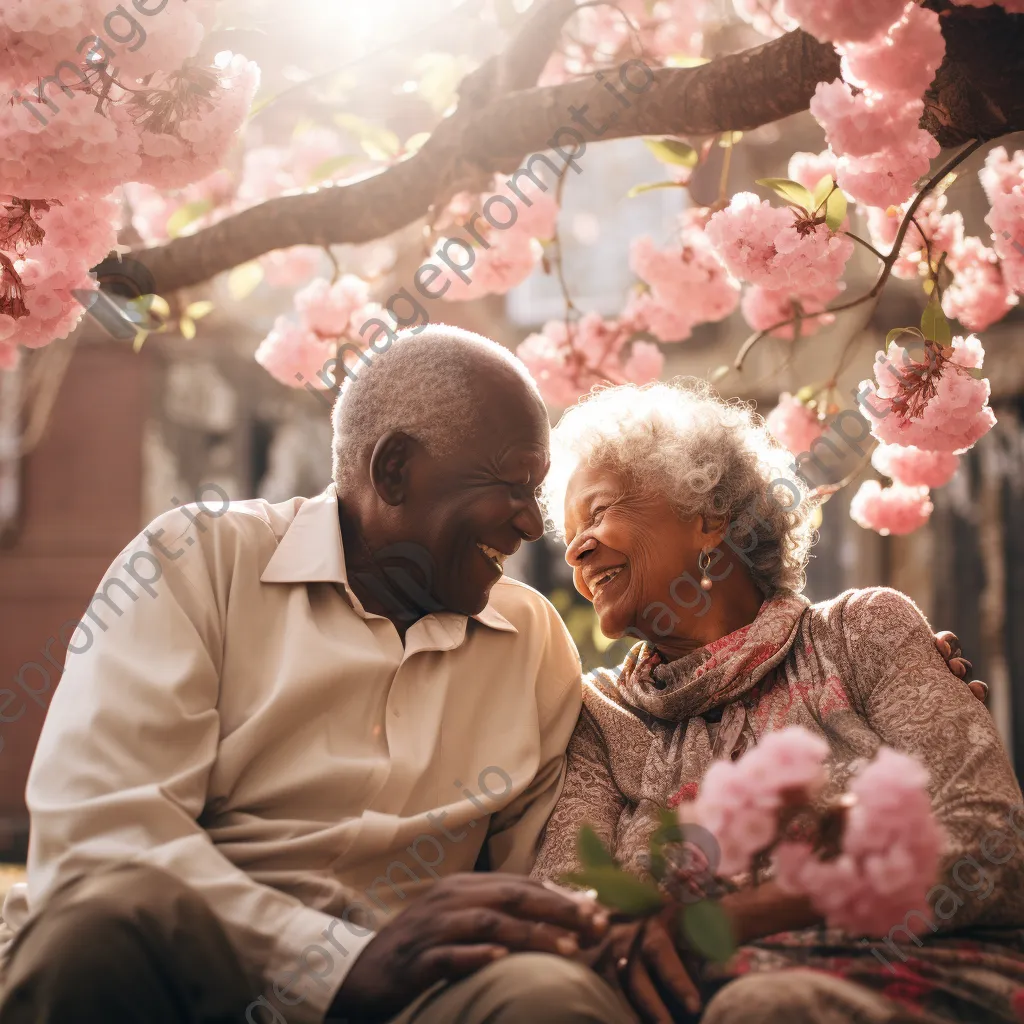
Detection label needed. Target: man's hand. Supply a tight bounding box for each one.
[329,873,608,1021]
[934,630,988,703]
[577,907,701,1024]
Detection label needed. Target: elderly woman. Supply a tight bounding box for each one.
[533,379,1024,1024]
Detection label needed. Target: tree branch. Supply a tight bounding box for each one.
[132,28,841,294]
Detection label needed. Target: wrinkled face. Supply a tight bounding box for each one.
[563,463,707,639]
[397,392,550,617]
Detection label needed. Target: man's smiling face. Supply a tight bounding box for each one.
[387,367,551,616]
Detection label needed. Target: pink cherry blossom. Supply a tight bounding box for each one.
[836,131,940,209]
[810,81,926,160]
[980,148,1024,295]
[861,336,997,453]
[866,192,964,280]
[944,237,1018,331]
[850,479,933,534]
[774,746,943,936]
[627,231,740,342]
[732,0,797,38]
[621,340,664,384]
[765,392,825,455]
[691,726,830,877]
[705,192,853,291]
[255,316,337,389]
[781,0,908,43]
[441,236,542,301]
[787,150,837,193]
[295,275,373,338]
[871,443,959,488]
[260,247,325,289]
[740,280,841,339]
[839,5,945,98]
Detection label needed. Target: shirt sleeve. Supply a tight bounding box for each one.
[24,511,370,1024]
[838,586,1024,933]
[529,688,628,882]
[485,666,582,876]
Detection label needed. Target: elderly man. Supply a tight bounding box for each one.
[0,327,635,1024]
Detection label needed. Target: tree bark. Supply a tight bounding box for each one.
[131,4,1024,296]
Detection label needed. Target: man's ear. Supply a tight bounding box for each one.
[369,431,418,506]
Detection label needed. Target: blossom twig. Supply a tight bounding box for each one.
[733,139,985,371]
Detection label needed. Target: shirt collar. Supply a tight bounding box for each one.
[260,485,517,634]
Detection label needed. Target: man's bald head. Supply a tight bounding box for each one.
[332,325,547,492]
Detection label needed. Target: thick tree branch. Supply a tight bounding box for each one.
[132,3,1024,296]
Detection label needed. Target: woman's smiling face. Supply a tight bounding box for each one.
[562,462,709,639]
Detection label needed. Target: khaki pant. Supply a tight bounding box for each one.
[0,864,634,1024]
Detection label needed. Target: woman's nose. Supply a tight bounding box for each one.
[565,535,597,566]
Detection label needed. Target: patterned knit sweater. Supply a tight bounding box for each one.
[533,587,1024,940]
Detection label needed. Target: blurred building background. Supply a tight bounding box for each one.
[1,0,1022,861]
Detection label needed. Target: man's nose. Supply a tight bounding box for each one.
[512,497,545,543]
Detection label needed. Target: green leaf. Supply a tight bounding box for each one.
[650,807,685,847]
[403,132,432,156]
[665,54,710,67]
[226,260,264,301]
[681,900,736,964]
[719,131,743,147]
[166,198,214,239]
[811,174,835,212]
[577,825,616,869]
[755,177,813,214]
[643,138,699,168]
[626,180,686,198]
[179,315,196,340]
[709,364,731,383]
[132,328,149,352]
[824,186,847,232]
[185,300,214,321]
[885,325,924,348]
[920,295,951,344]
[307,155,357,185]
[563,867,665,915]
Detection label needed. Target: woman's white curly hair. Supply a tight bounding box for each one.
[542,378,819,597]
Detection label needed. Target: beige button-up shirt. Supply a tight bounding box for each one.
[2,486,582,1022]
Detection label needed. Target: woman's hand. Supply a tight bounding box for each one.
[933,630,988,703]
[576,906,701,1023]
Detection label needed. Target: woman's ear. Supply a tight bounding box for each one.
[369,431,416,506]
[700,514,728,551]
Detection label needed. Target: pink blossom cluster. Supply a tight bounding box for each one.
[689,726,830,877]
[732,0,796,39]
[516,314,663,407]
[774,748,944,936]
[849,479,934,535]
[705,192,853,292]
[801,3,945,208]
[0,194,121,366]
[0,0,215,93]
[123,169,235,244]
[741,280,841,340]
[625,227,739,343]
[441,177,559,301]
[871,443,959,488]
[787,150,838,193]
[542,0,702,83]
[764,392,824,456]
[255,275,380,389]
[861,335,997,453]
[781,0,906,43]
[980,147,1024,296]
[864,193,1016,331]
[127,56,261,191]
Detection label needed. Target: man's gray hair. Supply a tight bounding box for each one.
[332,325,543,491]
